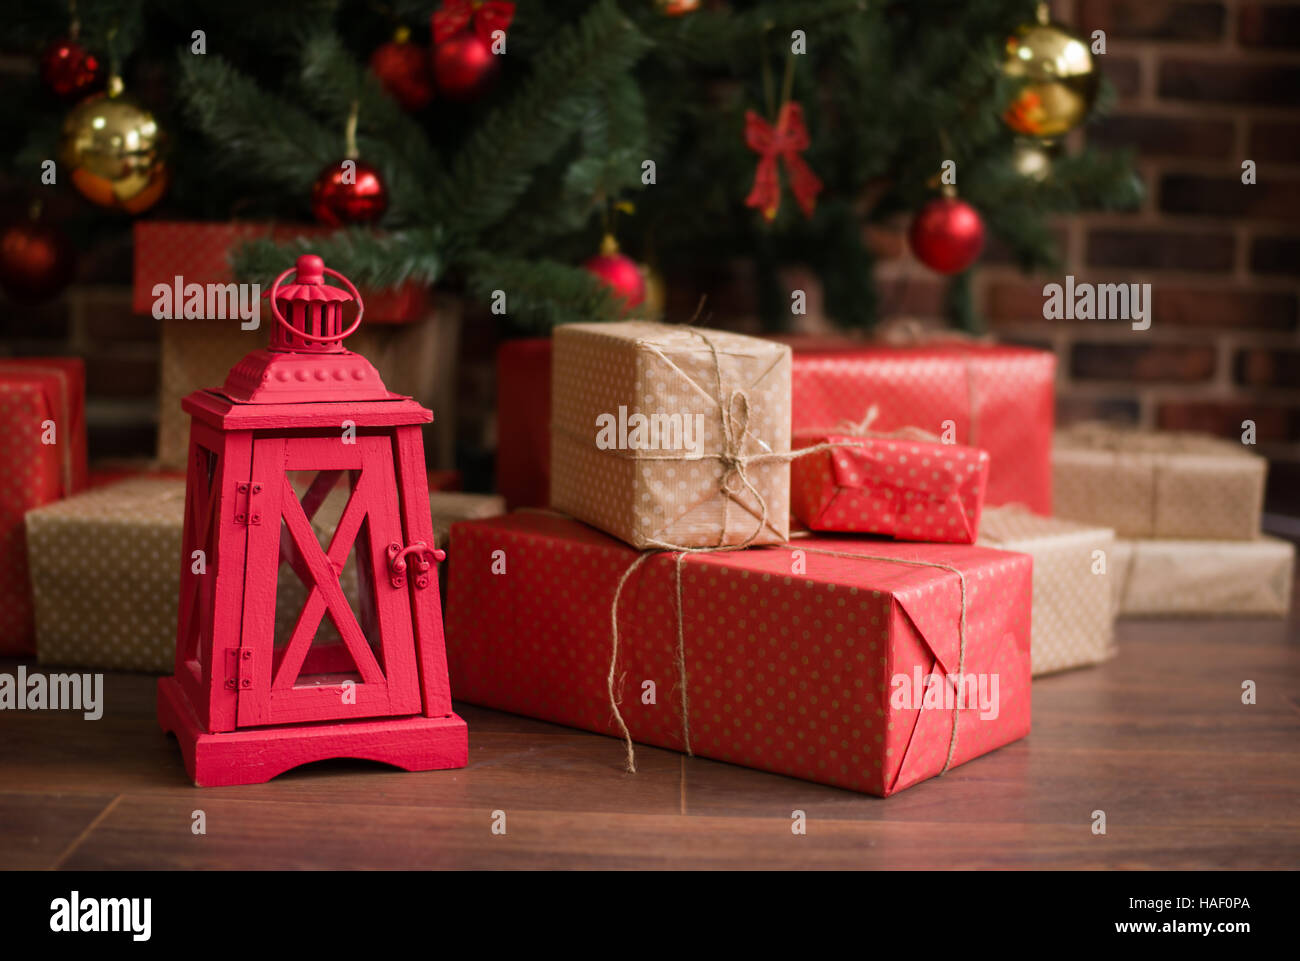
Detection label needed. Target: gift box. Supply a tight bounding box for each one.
[978,507,1116,675]
[790,343,1055,514]
[133,221,460,469]
[551,322,792,549]
[1109,537,1294,617]
[496,337,552,510]
[27,476,503,673]
[446,512,1032,797]
[0,358,87,654]
[790,427,989,542]
[1053,423,1266,540]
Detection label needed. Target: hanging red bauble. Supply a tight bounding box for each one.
[0,216,75,304]
[370,27,435,111]
[39,36,104,100]
[908,196,985,274]
[430,0,514,102]
[432,34,498,102]
[310,159,389,226]
[584,235,645,311]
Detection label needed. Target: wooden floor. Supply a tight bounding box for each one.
[3,597,1298,870]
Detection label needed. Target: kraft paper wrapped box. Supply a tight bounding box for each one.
[446,512,1033,797]
[27,477,504,673]
[791,343,1056,515]
[1109,537,1294,617]
[790,429,989,542]
[1053,423,1266,540]
[0,358,87,655]
[978,507,1117,676]
[551,322,792,549]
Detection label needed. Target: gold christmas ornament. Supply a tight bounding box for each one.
[1001,3,1097,141]
[1011,138,1055,181]
[639,263,666,319]
[57,77,169,213]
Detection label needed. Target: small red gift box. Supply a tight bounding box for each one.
[0,358,87,654]
[791,343,1055,514]
[446,512,1032,796]
[791,430,990,542]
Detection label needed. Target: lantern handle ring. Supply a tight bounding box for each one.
[269,262,365,343]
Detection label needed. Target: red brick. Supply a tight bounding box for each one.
[1250,236,1300,276]
[864,224,906,260]
[1239,3,1300,49]
[986,280,1052,323]
[1249,123,1300,165]
[877,277,947,319]
[1159,60,1300,105]
[79,291,162,343]
[1151,287,1297,330]
[1089,114,1234,159]
[1159,174,1300,221]
[1235,348,1300,388]
[1087,229,1235,270]
[0,299,71,341]
[1079,1,1227,41]
[1156,401,1299,442]
[1071,342,1217,382]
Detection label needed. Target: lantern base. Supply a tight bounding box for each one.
[157,677,468,787]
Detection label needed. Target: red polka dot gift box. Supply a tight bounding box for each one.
[0,358,87,655]
[445,511,1033,797]
[790,430,990,543]
[790,343,1055,516]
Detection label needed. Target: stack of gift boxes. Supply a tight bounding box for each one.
[450,322,1295,797]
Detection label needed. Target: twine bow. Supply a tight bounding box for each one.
[744,101,823,220]
[433,0,515,45]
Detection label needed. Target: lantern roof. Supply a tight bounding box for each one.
[213,254,403,406]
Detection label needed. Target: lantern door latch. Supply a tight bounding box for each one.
[224,648,255,691]
[387,541,445,590]
[234,482,263,525]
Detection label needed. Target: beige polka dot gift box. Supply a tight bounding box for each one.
[1053,423,1266,540]
[550,322,792,550]
[978,507,1117,676]
[26,477,504,673]
[1108,537,1294,617]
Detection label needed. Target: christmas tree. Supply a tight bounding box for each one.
[8,0,1141,330]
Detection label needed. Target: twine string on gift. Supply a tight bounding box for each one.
[829,403,945,445]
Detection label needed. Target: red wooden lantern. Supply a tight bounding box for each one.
[157,254,467,786]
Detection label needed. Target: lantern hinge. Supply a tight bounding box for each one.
[224,648,255,691]
[234,482,263,525]
[387,541,446,590]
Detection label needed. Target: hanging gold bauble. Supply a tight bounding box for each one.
[639,263,666,319]
[1011,138,1056,181]
[1001,5,1097,140]
[57,78,169,214]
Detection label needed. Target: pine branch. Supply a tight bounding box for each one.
[232,227,447,289]
[462,253,620,330]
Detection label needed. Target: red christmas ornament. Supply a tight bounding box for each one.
[311,160,389,226]
[432,34,498,102]
[370,27,434,111]
[908,196,985,274]
[0,216,75,304]
[430,0,514,102]
[39,36,103,100]
[584,235,645,311]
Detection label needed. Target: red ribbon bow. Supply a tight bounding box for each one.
[744,101,823,220]
[433,0,516,45]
